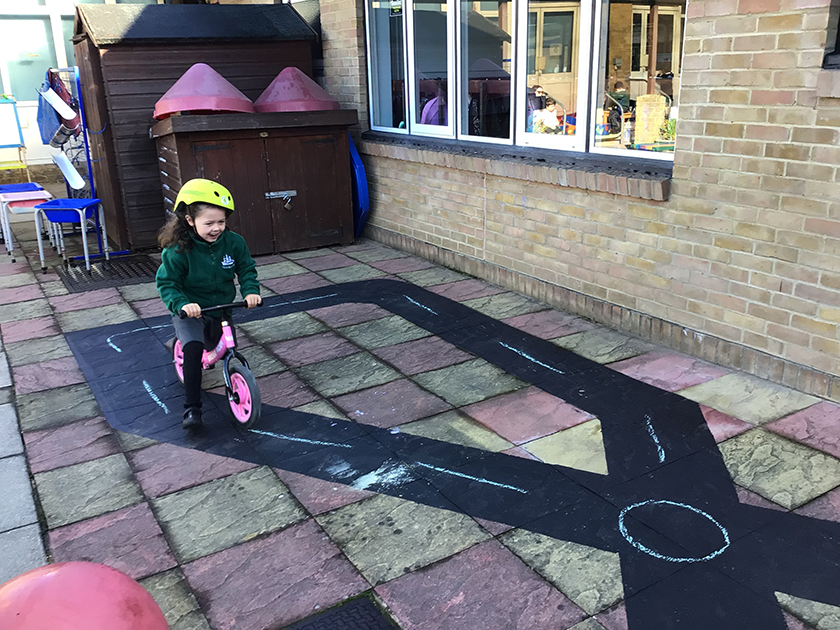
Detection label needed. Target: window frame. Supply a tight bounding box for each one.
[363,0,682,161]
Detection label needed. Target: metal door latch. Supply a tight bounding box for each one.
[266,190,297,210]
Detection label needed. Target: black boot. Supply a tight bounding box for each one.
[183,406,202,430]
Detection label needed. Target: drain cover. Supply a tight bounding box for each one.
[54,254,160,293]
[283,598,396,630]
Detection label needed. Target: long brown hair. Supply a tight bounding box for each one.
[157,202,223,252]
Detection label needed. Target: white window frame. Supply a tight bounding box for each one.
[406,0,457,137]
[516,0,591,152]
[364,0,411,135]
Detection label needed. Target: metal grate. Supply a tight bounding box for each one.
[283,598,397,630]
[54,254,160,293]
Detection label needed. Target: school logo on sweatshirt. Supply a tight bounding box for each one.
[221,255,235,269]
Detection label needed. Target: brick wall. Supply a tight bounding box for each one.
[318,0,369,134]
[320,0,840,397]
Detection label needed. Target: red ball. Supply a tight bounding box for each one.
[0,562,168,630]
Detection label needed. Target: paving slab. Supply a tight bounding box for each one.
[261,272,334,294]
[0,352,9,389]
[296,252,358,271]
[333,378,451,428]
[5,334,73,367]
[523,419,609,475]
[0,298,50,324]
[0,455,38,533]
[376,539,587,630]
[463,385,593,445]
[501,529,624,615]
[339,315,431,350]
[552,328,656,364]
[141,569,212,630]
[372,335,473,376]
[268,331,360,367]
[239,311,327,344]
[13,355,86,394]
[253,260,308,280]
[153,466,306,563]
[399,267,470,287]
[118,282,160,302]
[48,502,177,579]
[720,428,840,509]
[399,410,514,452]
[0,524,46,585]
[297,352,401,398]
[128,442,258,499]
[765,400,840,459]
[679,373,820,426]
[411,358,525,407]
[183,519,369,629]
[461,291,548,319]
[319,264,387,283]
[608,351,730,392]
[503,309,597,340]
[316,493,490,585]
[0,316,60,344]
[17,383,101,431]
[56,302,139,333]
[23,416,119,473]
[49,288,123,313]
[34,453,143,528]
[0,403,22,458]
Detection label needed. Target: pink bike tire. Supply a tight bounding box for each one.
[228,365,261,429]
[173,339,185,384]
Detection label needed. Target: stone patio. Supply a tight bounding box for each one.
[1,220,840,630]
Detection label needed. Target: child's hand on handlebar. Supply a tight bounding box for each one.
[244,294,263,309]
[181,303,202,318]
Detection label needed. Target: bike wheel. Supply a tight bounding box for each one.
[227,365,261,429]
[173,339,185,384]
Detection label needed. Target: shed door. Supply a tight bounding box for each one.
[189,138,275,256]
[264,133,352,252]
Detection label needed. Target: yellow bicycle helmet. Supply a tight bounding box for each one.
[174,178,235,214]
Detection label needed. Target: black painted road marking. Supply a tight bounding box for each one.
[67,279,840,629]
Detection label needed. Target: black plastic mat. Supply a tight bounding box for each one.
[54,254,159,293]
[283,598,396,630]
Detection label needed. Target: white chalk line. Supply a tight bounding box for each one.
[248,428,352,449]
[645,414,666,463]
[499,342,565,375]
[269,293,339,308]
[107,324,171,352]
[142,380,170,414]
[405,295,438,315]
[413,461,528,494]
[618,499,730,563]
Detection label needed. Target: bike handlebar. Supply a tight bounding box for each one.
[178,300,264,319]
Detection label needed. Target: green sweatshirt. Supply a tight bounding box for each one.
[156,230,260,317]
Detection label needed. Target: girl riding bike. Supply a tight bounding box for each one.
[155,178,262,429]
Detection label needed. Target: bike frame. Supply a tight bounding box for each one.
[200,319,251,400]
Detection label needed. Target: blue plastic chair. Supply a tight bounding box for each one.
[34,198,107,271]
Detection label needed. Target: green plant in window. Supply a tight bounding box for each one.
[662,117,677,141]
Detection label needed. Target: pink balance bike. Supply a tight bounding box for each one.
[173,301,262,429]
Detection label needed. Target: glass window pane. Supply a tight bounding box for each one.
[523,1,579,139]
[459,0,511,138]
[368,0,406,128]
[115,0,159,5]
[0,17,57,101]
[594,1,684,155]
[413,0,449,127]
[62,17,76,68]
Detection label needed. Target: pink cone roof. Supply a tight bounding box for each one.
[254,66,340,113]
[154,63,254,120]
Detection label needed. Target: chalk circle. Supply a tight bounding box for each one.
[618,499,730,563]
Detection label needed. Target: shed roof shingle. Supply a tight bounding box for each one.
[75,4,316,46]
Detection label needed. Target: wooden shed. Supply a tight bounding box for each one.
[72,3,317,250]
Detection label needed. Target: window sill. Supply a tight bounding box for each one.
[817,69,840,98]
[359,131,672,201]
